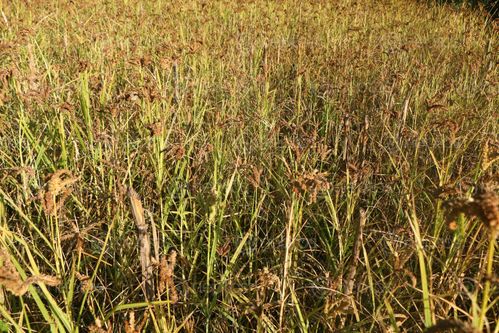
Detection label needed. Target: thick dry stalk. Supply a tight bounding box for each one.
[128,187,153,299]
[148,211,160,264]
[344,209,366,296]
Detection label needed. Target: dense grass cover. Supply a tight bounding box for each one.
[0,0,497,331]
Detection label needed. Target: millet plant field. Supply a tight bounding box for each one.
[0,0,498,332]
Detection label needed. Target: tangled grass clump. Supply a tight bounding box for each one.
[0,0,497,331]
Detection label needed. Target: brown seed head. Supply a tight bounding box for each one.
[444,185,499,234]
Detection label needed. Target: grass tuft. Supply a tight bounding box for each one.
[0,0,497,331]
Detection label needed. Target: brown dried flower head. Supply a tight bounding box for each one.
[158,250,178,303]
[257,267,280,291]
[146,121,163,137]
[75,272,93,293]
[292,169,331,203]
[0,248,60,296]
[424,319,478,333]
[38,169,78,216]
[247,165,263,189]
[87,318,112,333]
[124,312,148,333]
[444,184,499,234]
[216,240,231,257]
[481,139,499,172]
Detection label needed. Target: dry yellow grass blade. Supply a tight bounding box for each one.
[128,187,153,298]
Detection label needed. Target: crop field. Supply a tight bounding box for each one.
[0,0,498,332]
